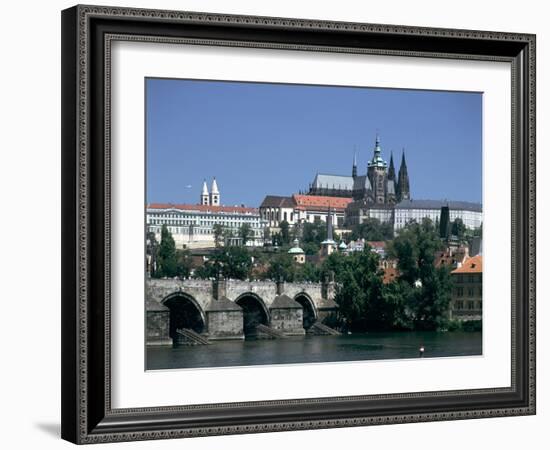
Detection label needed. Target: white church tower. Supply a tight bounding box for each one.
[201,179,210,205]
[210,177,220,206]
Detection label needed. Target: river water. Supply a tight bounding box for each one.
[146,331,482,370]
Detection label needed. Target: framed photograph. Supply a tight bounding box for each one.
[61,5,536,444]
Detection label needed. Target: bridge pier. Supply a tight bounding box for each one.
[146,299,171,346]
[205,297,244,341]
[269,294,305,336]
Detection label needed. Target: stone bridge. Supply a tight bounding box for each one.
[146,278,339,345]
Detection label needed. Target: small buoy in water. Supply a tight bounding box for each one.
[419,346,425,357]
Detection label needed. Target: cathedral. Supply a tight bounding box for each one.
[307,135,410,225]
[308,135,410,204]
[347,135,410,225]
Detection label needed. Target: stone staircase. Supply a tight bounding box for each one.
[255,324,288,339]
[175,328,211,345]
[308,321,341,336]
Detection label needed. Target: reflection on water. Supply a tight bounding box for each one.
[146,331,482,370]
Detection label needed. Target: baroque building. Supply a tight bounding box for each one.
[147,180,267,249]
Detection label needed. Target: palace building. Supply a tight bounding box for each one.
[147,179,267,249]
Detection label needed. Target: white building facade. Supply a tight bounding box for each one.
[394,199,482,232]
[147,203,267,249]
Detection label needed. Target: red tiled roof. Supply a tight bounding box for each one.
[367,241,386,249]
[383,267,399,284]
[292,194,352,211]
[148,203,258,214]
[452,255,483,274]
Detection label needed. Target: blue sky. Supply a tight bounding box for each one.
[146,78,482,206]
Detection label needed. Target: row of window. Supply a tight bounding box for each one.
[148,218,263,227]
[455,287,483,297]
[455,274,482,283]
[454,300,482,310]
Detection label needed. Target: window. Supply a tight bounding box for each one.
[457,287,464,297]
[468,288,474,297]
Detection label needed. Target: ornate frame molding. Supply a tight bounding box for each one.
[61,5,536,444]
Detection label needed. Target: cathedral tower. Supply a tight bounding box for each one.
[397,150,410,201]
[210,177,220,206]
[201,179,209,205]
[352,149,357,178]
[367,135,388,205]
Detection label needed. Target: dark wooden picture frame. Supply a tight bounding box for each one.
[61,4,536,444]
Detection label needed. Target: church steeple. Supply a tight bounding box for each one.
[210,177,220,206]
[397,149,410,201]
[352,148,357,178]
[388,151,396,181]
[201,179,209,205]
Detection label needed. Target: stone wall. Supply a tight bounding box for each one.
[206,310,244,340]
[146,311,171,346]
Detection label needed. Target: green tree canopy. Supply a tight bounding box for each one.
[194,246,253,280]
[213,223,224,247]
[388,219,452,330]
[348,218,393,242]
[239,223,252,246]
[157,225,178,278]
[279,220,291,244]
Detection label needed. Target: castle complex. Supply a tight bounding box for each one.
[262,134,482,231]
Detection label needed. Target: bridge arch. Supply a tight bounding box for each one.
[294,292,318,330]
[235,292,270,338]
[161,292,206,341]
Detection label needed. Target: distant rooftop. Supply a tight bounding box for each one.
[452,255,483,274]
[312,173,354,190]
[395,199,482,212]
[148,203,258,214]
[293,194,352,211]
[259,195,295,209]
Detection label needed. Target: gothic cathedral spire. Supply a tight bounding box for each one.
[397,149,410,201]
[388,151,396,181]
[352,148,357,178]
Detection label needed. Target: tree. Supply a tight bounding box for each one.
[439,206,450,239]
[294,262,321,282]
[327,249,384,331]
[302,220,327,244]
[194,246,253,281]
[388,219,452,330]
[451,218,466,240]
[349,218,393,241]
[279,220,291,244]
[222,227,234,246]
[265,253,295,282]
[157,225,178,277]
[213,223,224,247]
[239,223,252,246]
[175,249,192,278]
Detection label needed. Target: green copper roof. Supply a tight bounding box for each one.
[367,135,388,168]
